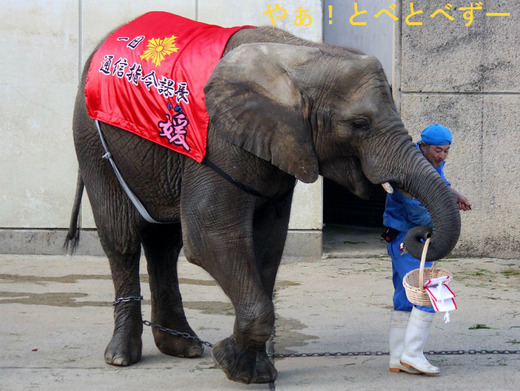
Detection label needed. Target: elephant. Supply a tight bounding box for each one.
[66,15,461,385]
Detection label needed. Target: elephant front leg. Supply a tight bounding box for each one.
[104,251,143,366]
[184,229,277,384]
[212,304,277,384]
[212,336,277,384]
[211,199,293,383]
[211,193,293,383]
[210,297,277,384]
[184,231,277,384]
[180,169,280,383]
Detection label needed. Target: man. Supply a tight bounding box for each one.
[383,124,471,375]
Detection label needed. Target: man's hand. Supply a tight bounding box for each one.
[451,188,472,211]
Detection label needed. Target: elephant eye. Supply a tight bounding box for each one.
[351,118,370,130]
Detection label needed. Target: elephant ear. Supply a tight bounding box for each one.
[204,43,320,183]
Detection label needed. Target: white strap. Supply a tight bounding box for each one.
[95,120,168,224]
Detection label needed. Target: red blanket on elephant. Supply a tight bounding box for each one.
[86,12,250,162]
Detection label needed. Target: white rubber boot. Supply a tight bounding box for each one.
[400,307,440,375]
[389,310,419,374]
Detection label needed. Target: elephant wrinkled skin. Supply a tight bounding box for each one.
[67,23,460,384]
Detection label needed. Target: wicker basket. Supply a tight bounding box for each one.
[403,237,451,307]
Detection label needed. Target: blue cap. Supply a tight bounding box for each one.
[419,124,452,145]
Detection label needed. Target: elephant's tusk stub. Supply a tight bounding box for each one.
[382,182,394,194]
[382,182,414,199]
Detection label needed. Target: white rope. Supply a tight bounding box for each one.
[95,120,168,225]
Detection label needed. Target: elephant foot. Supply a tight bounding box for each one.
[152,328,203,358]
[212,337,277,384]
[104,333,142,367]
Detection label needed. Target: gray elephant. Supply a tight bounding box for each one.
[66,12,460,385]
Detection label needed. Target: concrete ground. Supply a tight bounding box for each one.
[1,228,519,390]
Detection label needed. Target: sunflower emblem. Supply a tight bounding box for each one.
[140,35,179,67]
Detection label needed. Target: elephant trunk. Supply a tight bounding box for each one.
[398,147,461,261]
[362,129,461,261]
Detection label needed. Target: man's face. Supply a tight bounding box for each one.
[420,143,450,167]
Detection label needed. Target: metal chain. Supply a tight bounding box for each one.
[141,320,520,357]
[270,349,520,358]
[271,351,388,358]
[112,295,143,306]
[143,320,214,348]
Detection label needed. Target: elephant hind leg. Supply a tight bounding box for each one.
[141,223,203,358]
[102,248,143,367]
[76,118,145,366]
[86,187,144,365]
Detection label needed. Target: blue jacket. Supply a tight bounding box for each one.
[383,145,451,233]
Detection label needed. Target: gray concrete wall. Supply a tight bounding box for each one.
[394,0,519,258]
[323,0,394,80]
[0,1,323,258]
[2,1,518,259]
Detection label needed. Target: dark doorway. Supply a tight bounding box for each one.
[323,179,386,228]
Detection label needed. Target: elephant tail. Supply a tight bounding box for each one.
[64,172,84,254]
